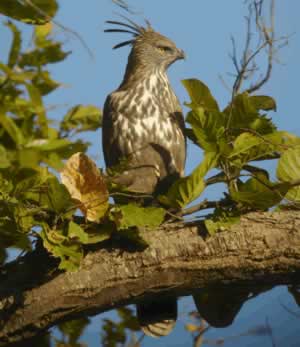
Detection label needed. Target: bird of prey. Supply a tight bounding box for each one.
[103,17,186,338]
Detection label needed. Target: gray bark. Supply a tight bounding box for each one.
[0,210,300,346]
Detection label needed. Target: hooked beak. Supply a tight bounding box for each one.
[177,48,186,60]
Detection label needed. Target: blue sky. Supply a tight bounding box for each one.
[1,0,300,346]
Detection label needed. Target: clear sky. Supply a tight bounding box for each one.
[1,1,300,346]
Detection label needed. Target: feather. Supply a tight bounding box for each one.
[113,39,134,49]
[106,20,141,34]
[117,14,144,32]
[104,28,138,36]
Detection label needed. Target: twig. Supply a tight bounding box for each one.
[181,199,233,217]
[245,0,275,94]
[21,0,94,59]
[229,0,287,97]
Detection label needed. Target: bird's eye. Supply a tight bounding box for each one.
[157,46,173,54]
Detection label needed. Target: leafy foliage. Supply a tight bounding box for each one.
[0,19,101,267]
[1,2,299,273]
[101,307,140,347]
[0,0,58,25]
[161,78,300,231]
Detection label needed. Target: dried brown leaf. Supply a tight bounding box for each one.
[61,152,109,222]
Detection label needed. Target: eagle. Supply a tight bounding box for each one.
[102,17,186,338]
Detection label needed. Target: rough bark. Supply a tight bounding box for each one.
[1,210,300,346]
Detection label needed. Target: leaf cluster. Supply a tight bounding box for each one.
[159,79,300,234]
[101,307,140,347]
[1,2,299,273]
[0,18,102,267]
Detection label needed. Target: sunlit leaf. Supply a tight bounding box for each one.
[19,43,70,67]
[61,153,109,222]
[44,176,74,213]
[249,95,277,111]
[40,224,83,271]
[84,224,113,244]
[5,21,21,68]
[112,204,166,229]
[205,209,240,235]
[182,79,219,111]
[230,173,288,210]
[61,105,102,133]
[224,93,258,128]
[160,152,218,208]
[277,146,300,202]
[32,70,60,95]
[13,205,39,232]
[0,0,58,25]
[26,84,48,135]
[0,146,10,168]
[18,148,41,168]
[0,109,25,145]
[26,138,71,151]
[67,221,88,244]
[228,132,285,167]
[35,22,52,47]
[186,108,226,152]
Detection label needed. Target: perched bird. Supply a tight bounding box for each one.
[102,17,186,337]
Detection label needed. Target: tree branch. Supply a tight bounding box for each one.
[0,210,300,346]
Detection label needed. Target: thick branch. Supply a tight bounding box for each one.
[1,211,300,346]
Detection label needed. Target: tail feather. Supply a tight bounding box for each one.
[136,298,177,338]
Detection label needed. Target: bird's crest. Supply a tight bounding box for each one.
[104,15,154,49]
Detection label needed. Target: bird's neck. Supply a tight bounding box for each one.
[119,55,169,90]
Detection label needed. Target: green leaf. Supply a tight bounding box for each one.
[182,79,219,111]
[204,208,241,235]
[18,148,41,168]
[26,138,71,151]
[43,152,64,170]
[186,108,226,152]
[0,109,25,145]
[84,224,113,244]
[113,204,166,229]
[5,21,21,68]
[34,22,52,47]
[250,115,277,135]
[32,70,60,95]
[205,215,240,235]
[43,176,74,213]
[228,132,285,168]
[26,84,48,135]
[14,168,50,196]
[249,95,277,111]
[160,152,219,208]
[230,173,288,210]
[61,105,102,133]
[0,216,31,250]
[40,224,83,271]
[13,205,39,232]
[19,43,70,67]
[0,146,10,168]
[277,146,300,202]
[58,317,90,345]
[224,93,258,128]
[0,0,58,25]
[0,175,14,197]
[67,221,88,244]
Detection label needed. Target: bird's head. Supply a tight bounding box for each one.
[105,17,185,71]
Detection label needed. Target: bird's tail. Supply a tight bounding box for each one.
[136,298,177,338]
